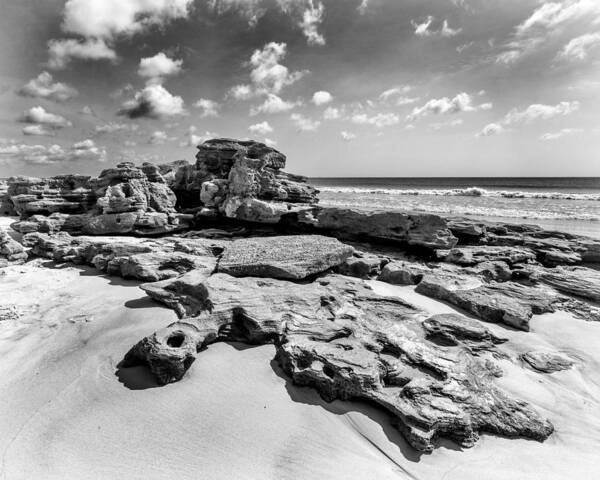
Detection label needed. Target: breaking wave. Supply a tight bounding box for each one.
[318,186,600,201]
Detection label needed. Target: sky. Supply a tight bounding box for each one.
[0,0,599,178]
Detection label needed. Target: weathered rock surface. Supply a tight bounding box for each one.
[415,271,560,331]
[422,313,507,352]
[0,180,16,216]
[0,230,27,264]
[378,260,432,285]
[217,235,353,280]
[521,351,574,373]
[334,251,384,278]
[124,273,553,452]
[438,246,537,266]
[531,266,600,302]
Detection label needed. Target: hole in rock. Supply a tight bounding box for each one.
[323,365,336,379]
[167,333,185,348]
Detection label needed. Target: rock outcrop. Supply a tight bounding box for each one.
[123,273,553,452]
[378,260,432,285]
[0,230,27,265]
[521,351,574,373]
[531,266,600,302]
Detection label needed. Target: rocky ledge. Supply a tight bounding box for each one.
[2,137,599,454]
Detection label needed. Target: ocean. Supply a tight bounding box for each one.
[310,177,600,239]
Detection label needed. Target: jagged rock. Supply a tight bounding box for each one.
[296,207,458,250]
[438,246,537,266]
[0,230,27,264]
[335,251,383,278]
[415,271,560,331]
[125,273,553,452]
[217,235,353,280]
[465,260,513,282]
[422,313,507,351]
[378,261,431,285]
[521,351,574,373]
[531,266,600,302]
[538,249,582,266]
[448,219,486,240]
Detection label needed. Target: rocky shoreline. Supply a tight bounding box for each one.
[2,138,599,453]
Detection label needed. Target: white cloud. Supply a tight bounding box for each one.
[379,86,411,100]
[412,16,461,37]
[0,139,106,165]
[228,84,254,100]
[476,123,504,137]
[312,90,333,106]
[503,101,579,124]
[194,98,220,117]
[18,72,78,102]
[80,106,94,115]
[179,126,218,147]
[351,112,400,128]
[248,121,273,135]
[138,52,183,82]
[149,130,176,144]
[290,113,320,131]
[540,128,583,141]
[264,137,277,147]
[440,20,462,37]
[250,94,299,115]
[249,42,305,95]
[299,1,325,46]
[22,125,54,137]
[95,122,138,134]
[340,131,356,141]
[558,32,600,60]
[408,93,490,121]
[47,38,117,70]
[357,0,369,15]
[323,106,342,120]
[119,84,185,119]
[429,118,463,130]
[21,106,72,129]
[412,16,434,36]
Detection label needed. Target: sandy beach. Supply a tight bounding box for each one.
[1,254,599,480]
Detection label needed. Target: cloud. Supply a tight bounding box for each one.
[149,130,176,144]
[412,16,461,37]
[22,125,54,137]
[476,123,504,137]
[193,98,220,117]
[80,106,95,116]
[264,138,277,147]
[312,90,333,106]
[20,106,72,129]
[290,113,320,131]
[18,72,78,102]
[323,106,342,120]
[429,118,463,130]
[540,128,583,141]
[357,0,369,15]
[351,112,400,128]
[248,121,273,135]
[207,0,266,26]
[249,42,306,95]
[299,1,325,46]
[228,84,254,100]
[118,84,185,119]
[408,93,491,121]
[95,122,138,133]
[138,52,183,83]
[503,101,579,124]
[250,94,299,115]
[47,38,117,70]
[340,131,356,141]
[558,32,600,60]
[179,126,218,147]
[0,139,106,165]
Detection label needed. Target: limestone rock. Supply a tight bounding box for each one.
[422,314,507,352]
[217,235,353,280]
[438,246,537,266]
[531,266,600,302]
[521,351,574,373]
[0,230,27,264]
[125,273,553,452]
[378,261,431,285]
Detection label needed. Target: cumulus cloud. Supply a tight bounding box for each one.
[290,113,320,131]
[250,94,300,115]
[249,42,305,95]
[47,38,117,70]
[95,122,138,134]
[18,72,78,102]
[248,121,273,135]
[118,84,185,119]
[312,90,332,106]
[194,98,220,117]
[408,93,491,121]
[558,32,600,60]
[0,139,106,165]
[412,17,461,37]
[476,123,504,137]
[540,128,583,141]
[299,1,326,46]
[228,84,254,100]
[351,112,400,128]
[149,130,176,144]
[340,131,356,141]
[503,101,579,124]
[323,106,342,120]
[20,106,72,129]
[22,125,54,137]
[138,52,183,83]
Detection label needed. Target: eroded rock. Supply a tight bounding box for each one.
[378,261,431,285]
[521,351,574,373]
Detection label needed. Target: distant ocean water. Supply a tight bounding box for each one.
[310,177,600,239]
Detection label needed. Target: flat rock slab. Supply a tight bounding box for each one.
[521,351,575,373]
[217,235,354,280]
[438,246,537,266]
[532,266,600,302]
[126,273,553,453]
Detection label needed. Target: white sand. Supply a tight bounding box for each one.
[1,254,599,479]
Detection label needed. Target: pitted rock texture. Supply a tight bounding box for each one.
[124,273,553,452]
[217,235,354,280]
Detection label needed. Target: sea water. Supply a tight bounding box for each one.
[311,177,600,239]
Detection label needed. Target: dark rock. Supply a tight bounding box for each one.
[531,266,600,302]
[0,180,16,216]
[438,246,536,266]
[126,273,553,452]
[335,251,383,278]
[422,313,507,351]
[521,351,574,373]
[465,261,513,282]
[378,261,431,285]
[217,235,353,280]
[448,219,486,240]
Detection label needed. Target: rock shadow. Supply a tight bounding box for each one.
[115,360,161,390]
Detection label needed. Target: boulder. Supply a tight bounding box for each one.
[124,273,553,452]
[217,235,354,280]
[335,251,384,278]
[378,261,431,285]
[521,351,574,373]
